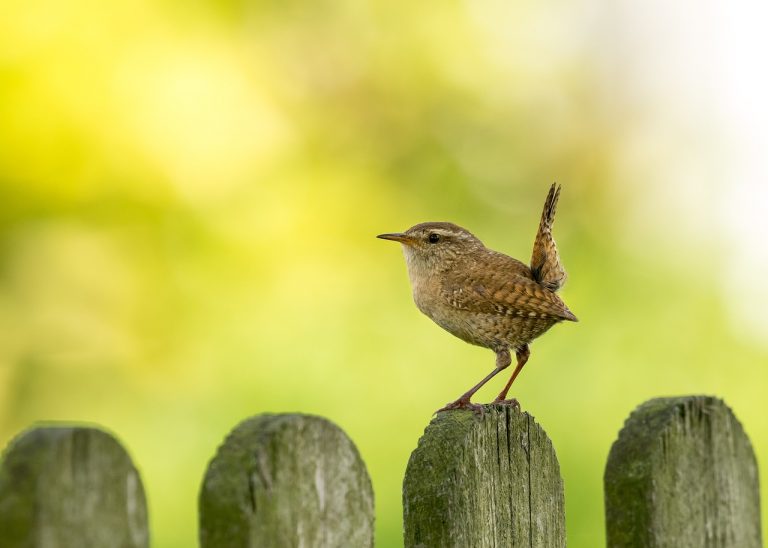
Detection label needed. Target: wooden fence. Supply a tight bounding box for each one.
[0,396,762,547]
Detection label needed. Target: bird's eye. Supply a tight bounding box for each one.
[428,233,440,244]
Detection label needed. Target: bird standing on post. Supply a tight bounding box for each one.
[378,184,577,413]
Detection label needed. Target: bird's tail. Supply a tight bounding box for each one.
[530,183,568,292]
[540,182,560,230]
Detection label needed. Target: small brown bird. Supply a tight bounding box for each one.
[378,183,577,413]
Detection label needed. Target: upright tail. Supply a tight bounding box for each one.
[530,183,567,292]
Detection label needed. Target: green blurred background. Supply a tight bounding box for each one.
[1,0,766,546]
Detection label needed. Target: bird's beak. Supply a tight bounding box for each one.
[377,232,414,244]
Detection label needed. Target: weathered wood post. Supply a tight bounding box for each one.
[199,413,375,548]
[403,405,565,547]
[0,425,149,548]
[605,396,762,547]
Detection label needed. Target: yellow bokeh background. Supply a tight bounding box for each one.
[1,1,766,546]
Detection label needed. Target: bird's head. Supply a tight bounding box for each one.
[377,222,484,272]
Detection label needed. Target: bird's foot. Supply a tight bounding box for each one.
[435,397,484,416]
[492,397,520,409]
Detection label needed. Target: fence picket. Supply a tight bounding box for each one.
[198,413,374,548]
[402,405,565,547]
[604,396,762,547]
[0,426,149,548]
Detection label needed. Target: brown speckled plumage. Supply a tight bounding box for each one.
[378,183,576,413]
[531,184,568,291]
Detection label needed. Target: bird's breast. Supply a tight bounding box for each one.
[410,274,439,317]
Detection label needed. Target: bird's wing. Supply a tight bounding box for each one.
[530,183,567,292]
[442,267,577,322]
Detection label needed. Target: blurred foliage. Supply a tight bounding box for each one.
[1,0,766,546]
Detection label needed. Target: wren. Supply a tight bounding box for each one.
[378,183,577,414]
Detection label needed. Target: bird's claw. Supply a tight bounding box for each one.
[492,397,520,409]
[435,398,485,416]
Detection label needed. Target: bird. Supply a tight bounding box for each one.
[378,183,576,414]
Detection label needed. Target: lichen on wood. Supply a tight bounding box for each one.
[604,396,762,548]
[0,426,149,548]
[199,413,374,548]
[403,405,565,547]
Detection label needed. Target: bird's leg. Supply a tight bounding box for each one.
[492,345,530,407]
[435,348,512,415]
